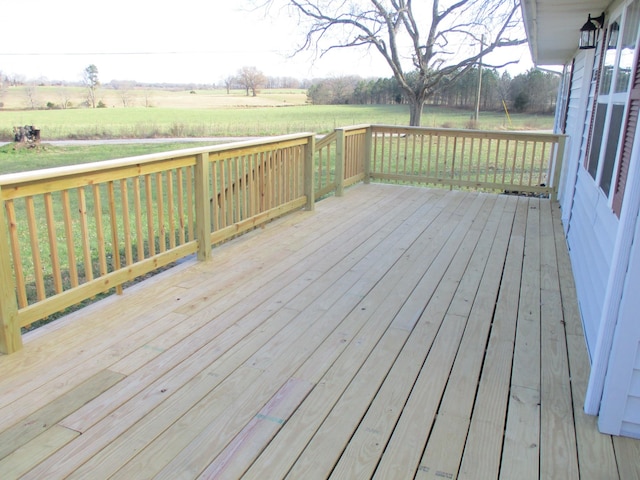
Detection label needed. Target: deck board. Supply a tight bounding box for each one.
[0,183,637,479]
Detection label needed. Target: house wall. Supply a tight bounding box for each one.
[558,50,595,225]
[525,0,640,440]
[599,202,640,438]
[566,171,617,357]
[556,0,640,437]
[561,43,619,359]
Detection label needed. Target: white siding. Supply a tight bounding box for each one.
[567,170,617,357]
[558,51,594,220]
[599,202,640,438]
[621,344,640,437]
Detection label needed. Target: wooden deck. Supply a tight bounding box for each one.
[1,183,639,479]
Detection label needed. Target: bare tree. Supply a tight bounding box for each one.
[223,75,236,94]
[237,66,267,97]
[142,89,154,108]
[57,84,72,109]
[83,64,100,108]
[24,82,38,110]
[262,0,525,125]
[111,80,137,107]
[9,73,26,86]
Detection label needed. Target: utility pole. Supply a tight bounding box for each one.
[474,34,484,122]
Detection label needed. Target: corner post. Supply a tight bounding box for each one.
[304,134,315,211]
[551,134,567,202]
[195,152,212,261]
[364,126,373,184]
[0,188,22,354]
[335,128,345,197]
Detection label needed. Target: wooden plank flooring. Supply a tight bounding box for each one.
[0,183,638,479]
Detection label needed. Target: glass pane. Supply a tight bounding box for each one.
[600,104,625,194]
[615,1,640,93]
[588,104,607,179]
[601,48,616,95]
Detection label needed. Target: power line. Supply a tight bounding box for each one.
[0,50,281,56]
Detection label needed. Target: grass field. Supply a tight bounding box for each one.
[1,104,553,140]
[0,141,221,175]
[1,86,553,141]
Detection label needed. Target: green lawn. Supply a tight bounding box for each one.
[0,104,552,142]
[0,142,220,175]
[0,104,552,175]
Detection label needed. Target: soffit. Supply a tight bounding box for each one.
[522,0,612,65]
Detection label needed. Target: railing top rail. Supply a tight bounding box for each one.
[370,124,566,142]
[0,132,314,189]
[315,131,338,151]
[337,124,371,132]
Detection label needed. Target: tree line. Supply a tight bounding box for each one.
[307,68,560,115]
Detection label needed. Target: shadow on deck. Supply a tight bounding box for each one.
[0,184,638,479]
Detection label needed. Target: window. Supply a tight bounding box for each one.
[586,0,640,207]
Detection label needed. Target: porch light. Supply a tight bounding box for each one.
[608,21,620,49]
[580,12,605,49]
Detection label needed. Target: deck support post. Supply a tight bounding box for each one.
[0,187,22,354]
[364,126,372,184]
[304,134,315,211]
[335,128,345,197]
[195,152,212,261]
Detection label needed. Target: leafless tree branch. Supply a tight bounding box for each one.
[257,0,526,125]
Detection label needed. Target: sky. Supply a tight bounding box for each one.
[0,0,534,85]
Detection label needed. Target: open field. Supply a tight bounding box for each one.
[1,86,553,141]
[0,86,309,110]
[0,104,552,140]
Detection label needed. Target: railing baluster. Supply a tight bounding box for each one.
[107,182,123,295]
[25,197,44,303]
[166,171,176,250]
[77,188,93,282]
[538,142,547,187]
[501,140,510,186]
[156,173,166,253]
[519,141,527,187]
[144,174,155,257]
[493,139,500,186]
[6,200,27,308]
[120,180,133,266]
[132,179,145,263]
[93,185,108,275]
[211,159,220,231]
[176,168,186,245]
[61,190,79,288]
[44,193,63,294]
[186,167,194,242]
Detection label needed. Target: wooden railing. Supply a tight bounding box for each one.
[0,133,315,353]
[314,125,369,198]
[0,125,566,354]
[368,125,566,196]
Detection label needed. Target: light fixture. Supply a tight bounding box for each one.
[608,21,620,49]
[580,12,605,49]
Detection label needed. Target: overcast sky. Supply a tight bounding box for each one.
[1,0,533,85]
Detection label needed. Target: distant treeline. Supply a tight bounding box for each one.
[307,68,560,114]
